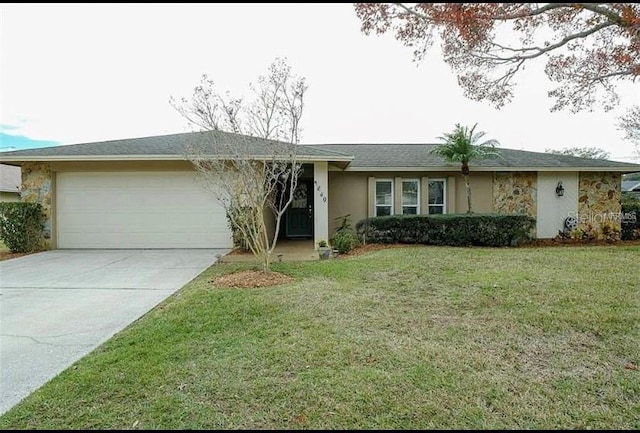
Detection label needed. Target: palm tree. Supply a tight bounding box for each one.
[431,123,500,213]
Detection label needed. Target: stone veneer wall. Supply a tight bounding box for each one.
[578,171,621,235]
[493,172,537,217]
[21,162,53,250]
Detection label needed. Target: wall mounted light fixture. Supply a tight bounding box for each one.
[555,180,564,197]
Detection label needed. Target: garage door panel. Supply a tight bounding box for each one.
[57,172,232,248]
[61,190,228,211]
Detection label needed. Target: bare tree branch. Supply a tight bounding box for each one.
[619,105,640,150]
[171,58,307,271]
[185,133,302,272]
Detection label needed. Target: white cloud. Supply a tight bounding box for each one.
[1,3,638,161]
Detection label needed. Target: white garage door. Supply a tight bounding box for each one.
[57,171,232,248]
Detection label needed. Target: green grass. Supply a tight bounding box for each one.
[1,245,639,429]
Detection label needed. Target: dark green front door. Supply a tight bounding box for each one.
[285,181,313,237]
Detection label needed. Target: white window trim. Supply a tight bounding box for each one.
[375,178,394,216]
[402,178,420,215]
[428,178,447,214]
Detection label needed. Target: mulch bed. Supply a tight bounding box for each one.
[340,239,640,255]
[0,251,30,261]
[214,239,640,288]
[519,239,640,248]
[338,243,418,257]
[211,270,294,289]
[226,248,252,256]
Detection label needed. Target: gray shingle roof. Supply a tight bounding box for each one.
[0,130,352,160]
[0,164,21,193]
[1,130,639,171]
[312,143,640,170]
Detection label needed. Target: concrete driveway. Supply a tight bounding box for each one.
[0,248,228,416]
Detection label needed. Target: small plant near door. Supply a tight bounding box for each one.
[330,214,359,254]
[317,239,332,260]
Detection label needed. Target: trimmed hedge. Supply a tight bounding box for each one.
[621,201,640,241]
[356,214,536,247]
[0,202,46,253]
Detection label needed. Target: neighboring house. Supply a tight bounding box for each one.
[622,180,640,198]
[1,130,639,250]
[0,163,21,202]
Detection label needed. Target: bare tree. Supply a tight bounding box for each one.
[169,75,244,133]
[170,57,306,143]
[186,133,302,272]
[245,58,307,143]
[171,58,307,272]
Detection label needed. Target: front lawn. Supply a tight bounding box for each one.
[1,245,638,429]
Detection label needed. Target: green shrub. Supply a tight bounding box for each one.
[331,229,359,253]
[330,214,359,253]
[226,205,251,251]
[356,214,536,247]
[0,202,46,253]
[621,200,640,241]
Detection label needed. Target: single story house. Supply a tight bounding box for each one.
[0,163,21,202]
[1,130,639,250]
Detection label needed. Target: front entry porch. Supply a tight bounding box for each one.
[280,162,329,246]
[223,239,318,263]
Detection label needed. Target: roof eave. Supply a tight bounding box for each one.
[0,154,355,163]
[345,166,640,172]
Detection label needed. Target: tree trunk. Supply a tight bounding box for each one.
[464,173,472,213]
[262,252,270,273]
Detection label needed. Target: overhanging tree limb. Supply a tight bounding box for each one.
[355,3,639,114]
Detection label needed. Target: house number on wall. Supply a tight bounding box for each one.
[313,180,327,202]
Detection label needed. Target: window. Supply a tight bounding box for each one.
[428,179,446,214]
[375,180,393,216]
[402,179,419,215]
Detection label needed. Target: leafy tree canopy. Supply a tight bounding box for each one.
[354,3,639,113]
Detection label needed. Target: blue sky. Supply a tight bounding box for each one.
[0,127,60,152]
[1,4,638,161]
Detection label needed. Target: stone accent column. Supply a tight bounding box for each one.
[493,171,537,238]
[313,161,329,248]
[21,162,53,250]
[578,172,621,237]
[493,171,537,217]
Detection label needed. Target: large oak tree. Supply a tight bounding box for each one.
[354,3,639,115]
